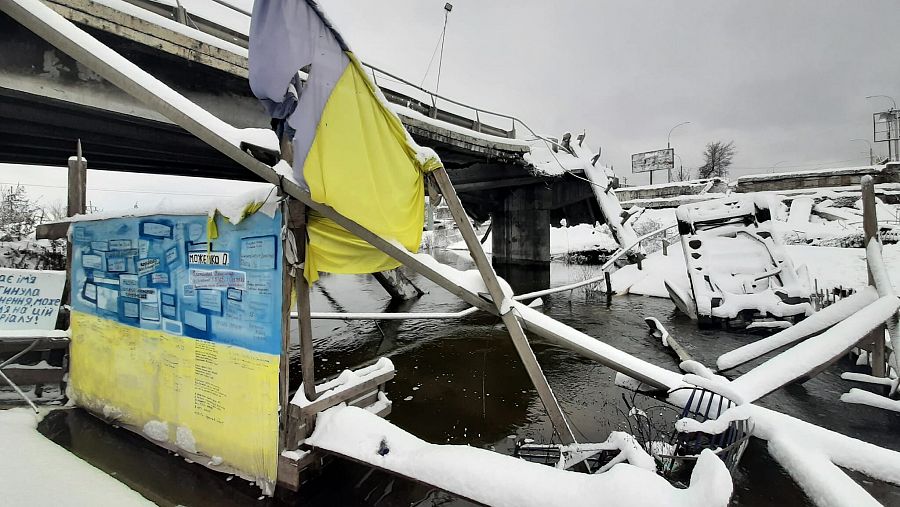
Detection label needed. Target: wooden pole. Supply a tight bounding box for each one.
[279,206,294,449]
[431,168,576,445]
[287,201,317,403]
[64,139,86,305]
[67,139,86,216]
[862,175,886,378]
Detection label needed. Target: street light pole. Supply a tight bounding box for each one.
[771,160,788,174]
[435,3,453,95]
[666,121,690,183]
[851,138,875,165]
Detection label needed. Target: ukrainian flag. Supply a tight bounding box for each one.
[249,0,442,283]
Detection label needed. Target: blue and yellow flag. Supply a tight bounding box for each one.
[249,0,442,283]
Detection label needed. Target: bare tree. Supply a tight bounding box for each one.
[697,141,736,179]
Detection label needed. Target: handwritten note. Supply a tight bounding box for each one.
[0,268,65,330]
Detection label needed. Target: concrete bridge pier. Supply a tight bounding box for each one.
[491,184,552,294]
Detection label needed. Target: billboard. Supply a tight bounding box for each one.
[874,110,900,143]
[632,148,674,173]
[69,209,283,488]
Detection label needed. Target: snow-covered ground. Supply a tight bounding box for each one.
[0,408,152,506]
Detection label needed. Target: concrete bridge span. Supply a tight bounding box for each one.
[0,0,615,277]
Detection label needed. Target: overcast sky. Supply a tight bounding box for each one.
[4,0,900,210]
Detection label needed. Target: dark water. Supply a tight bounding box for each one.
[39,251,900,506]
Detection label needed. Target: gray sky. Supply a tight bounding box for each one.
[5,0,900,210]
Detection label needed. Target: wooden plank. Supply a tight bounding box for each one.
[431,167,576,445]
[67,139,86,216]
[288,203,318,405]
[35,221,69,240]
[277,450,318,491]
[278,199,294,454]
[1,365,65,385]
[0,337,69,353]
[295,370,395,418]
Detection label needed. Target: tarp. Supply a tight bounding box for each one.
[249,0,442,283]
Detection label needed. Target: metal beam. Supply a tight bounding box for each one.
[432,168,576,444]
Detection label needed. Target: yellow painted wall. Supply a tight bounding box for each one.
[70,311,279,483]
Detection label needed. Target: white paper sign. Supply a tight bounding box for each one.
[0,268,66,330]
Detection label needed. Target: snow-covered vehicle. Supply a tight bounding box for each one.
[667,195,812,328]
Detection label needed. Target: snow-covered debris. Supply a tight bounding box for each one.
[716,286,879,371]
[305,405,733,507]
[840,389,900,413]
[0,408,152,506]
[728,295,900,402]
[292,357,394,408]
[675,195,811,326]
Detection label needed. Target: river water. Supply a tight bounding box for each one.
[39,250,900,506]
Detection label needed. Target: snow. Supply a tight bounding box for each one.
[176,425,198,453]
[766,436,882,507]
[390,103,530,149]
[0,408,152,506]
[840,388,900,413]
[0,329,70,339]
[609,247,687,297]
[675,405,753,435]
[91,0,249,56]
[728,295,900,402]
[611,243,900,299]
[291,357,394,407]
[787,197,813,227]
[841,371,896,386]
[142,420,169,441]
[64,185,279,224]
[410,252,513,298]
[737,164,882,183]
[716,286,879,371]
[682,374,747,406]
[305,405,733,507]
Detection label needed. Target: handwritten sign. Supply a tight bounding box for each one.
[188,251,230,266]
[0,268,65,330]
[189,269,247,290]
[240,236,277,270]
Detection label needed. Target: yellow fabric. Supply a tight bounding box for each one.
[70,311,280,484]
[302,54,441,283]
[207,199,269,241]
